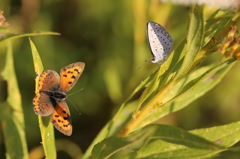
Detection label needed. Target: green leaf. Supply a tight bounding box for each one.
[0,41,29,159]
[138,122,240,158]
[175,5,204,81]
[191,121,240,148]
[204,10,232,39]
[90,124,227,159]
[0,31,60,43]
[135,58,236,130]
[29,38,56,159]
[82,100,138,159]
[137,38,187,111]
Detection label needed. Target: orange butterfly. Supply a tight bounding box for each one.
[33,62,85,136]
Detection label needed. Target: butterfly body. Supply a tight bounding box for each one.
[33,62,85,136]
[147,21,173,64]
[40,90,67,101]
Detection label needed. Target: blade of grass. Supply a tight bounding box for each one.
[29,38,56,159]
[0,41,29,159]
[0,31,60,43]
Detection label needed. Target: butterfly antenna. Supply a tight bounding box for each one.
[67,88,84,115]
[137,59,150,70]
[67,98,81,115]
[137,58,154,70]
[68,88,84,96]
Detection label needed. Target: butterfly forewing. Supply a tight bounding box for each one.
[51,101,72,136]
[37,70,61,91]
[147,21,173,64]
[60,62,85,92]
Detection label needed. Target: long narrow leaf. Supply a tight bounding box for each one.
[136,58,236,130]
[175,5,204,81]
[30,38,56,159]
[0,31,60,43]
[0,41,29,159]
[90,124,228,159]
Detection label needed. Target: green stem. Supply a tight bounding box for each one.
[118,81,175,137]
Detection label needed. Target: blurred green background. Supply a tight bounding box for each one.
[0,0,240,158]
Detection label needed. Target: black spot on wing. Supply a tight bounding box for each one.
[63,124,70,127]
[74,68,80,74]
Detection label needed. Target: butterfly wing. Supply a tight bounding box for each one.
[37,70,61,91]
[33,70,60,116]
[147,21,173,64]
[51,101,72,136]
[60,62,85,92]
[33,92,54,116]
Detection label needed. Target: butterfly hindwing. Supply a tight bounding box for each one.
[147,21,173,64]
[33,92,54,116]
[51,101,72,136]
[60,62,85,92]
